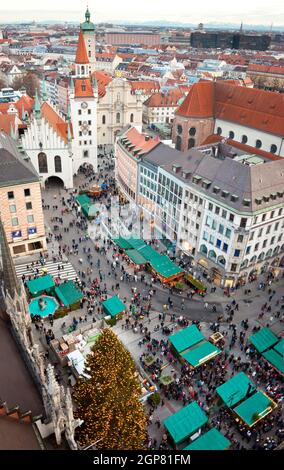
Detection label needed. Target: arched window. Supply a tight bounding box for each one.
[188,138,195,149]
[102,115,106,124]
[176,135,182,151]
[241,135,248,144]
[256,139,262,149]
[250,256,257,264]
[38,152,48,173]
[177,124,182,135]
[54,155,62,173]
[116,112,120,124]
[209,250,217,260]
[266,249,272,258]
[217,255,226,266]
[229,131,235,139]
[217,126,222,135]
[88,51,91,58]
[81,65,85,75]
[189,127,196,136]
[200,244,208,255]
[130,113,134,123]
[270,144,277,154]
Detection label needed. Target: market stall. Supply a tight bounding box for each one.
[55,281,83,310]
[26,274,55,298]
[182,341,221,368]
[163,401,208,447]
[102,295,127,319]
[184,428,230,451]
[169,325,204,356]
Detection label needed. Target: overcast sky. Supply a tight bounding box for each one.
[1,0,284,26]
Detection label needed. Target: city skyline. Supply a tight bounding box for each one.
[1,0,284,27]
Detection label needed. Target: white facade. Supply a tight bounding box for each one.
[97,78,142,145]
[143,104,177,125]
[69,91,98,174]
[21,112,73,188]
[83,31,96,74]
[95,55,122,74]
[214,119,283,157]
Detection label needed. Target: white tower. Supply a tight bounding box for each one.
[70,30,98,174]
[81,7,96,74]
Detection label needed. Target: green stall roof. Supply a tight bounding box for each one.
[184,428,230,451]
[249,327,278,353]
[233,391,275,427]
[216,372,256,408]
[26,274,55,296]
[150,255,183,279]
[169,325,204,354]
[76,194,92,217]
[55,281,83,307]
[182,341,221,368]
[138,244,161,262]
[113,237,132,250]
[102,295,126,317]
[274,338,284,357]
[163,401,208,445]
[262,349,284,375]
[125,249,147,265]
[126,238,146,250]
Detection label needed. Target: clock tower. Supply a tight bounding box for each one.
[70,30,97,174]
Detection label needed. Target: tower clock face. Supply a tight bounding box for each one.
[81,102,88,109]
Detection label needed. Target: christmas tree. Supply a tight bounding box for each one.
[73,328,148,449]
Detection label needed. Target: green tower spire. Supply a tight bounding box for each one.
[34,89,41,119]
[21,104,26,121]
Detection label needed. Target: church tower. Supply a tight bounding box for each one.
[70,30,98,174]
[81,7,96,74]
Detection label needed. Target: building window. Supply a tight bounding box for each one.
[237,234,244,242]
[229,131,235,139]
[8,191,14,199]
[241,135,248,144]
[9,204,16,213]
[189,127,196,136]
[216,239,222,248]
[256,139,262,149]
[83,150,89,158]
[12,217,19,226]
[102,115,106,124]
[27,214,34,223]
[130,113,134,123]
[270,144,277,154]
[246,246,251,254]
[218,224,224,234]
[229,213,234,222]
[217,126,222,135]
[225,228,231,239]
[234,249,241,257]
[88,131,92,136]
[116,112,120,124]
[26,202,32,210]
[38,152,48,173]
[231,263,237,272]
[78,110,82,115]
[240,218,247,228]
[188,138,195,149]
[88,109,91,115]
[176,135,182,151]
[24,188,31,197]
[177,125,182,134]
[54,155,62,173]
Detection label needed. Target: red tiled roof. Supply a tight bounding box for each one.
[92,71,112,98]
[215,82,284,137]
[176,80,284,136]
[74,78,94,98]
[123,127,160,155]
[175,81,214,118]
[144,89,184,108]
[75,31,89,65]
[247,64,284,75]
[96,53,116,61]
[0,114,17,135]
[16,95,34,114]
[41,102,72,143]
[201,134,282,162]
[129,80,160,92]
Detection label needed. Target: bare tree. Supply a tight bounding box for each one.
[12,72,39,97]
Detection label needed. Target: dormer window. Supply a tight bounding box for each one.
[255,198,262,205]
[221,190,229,198]
[172,165,182,173]
[82,83,86,92]
[213,186,220,194]
[231,194,239,202]
[192,175,201,184]
[243,198,251,207]
[202,179,211,189]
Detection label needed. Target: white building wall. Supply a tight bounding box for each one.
[21,117,73,188]
[215,119,284,156]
